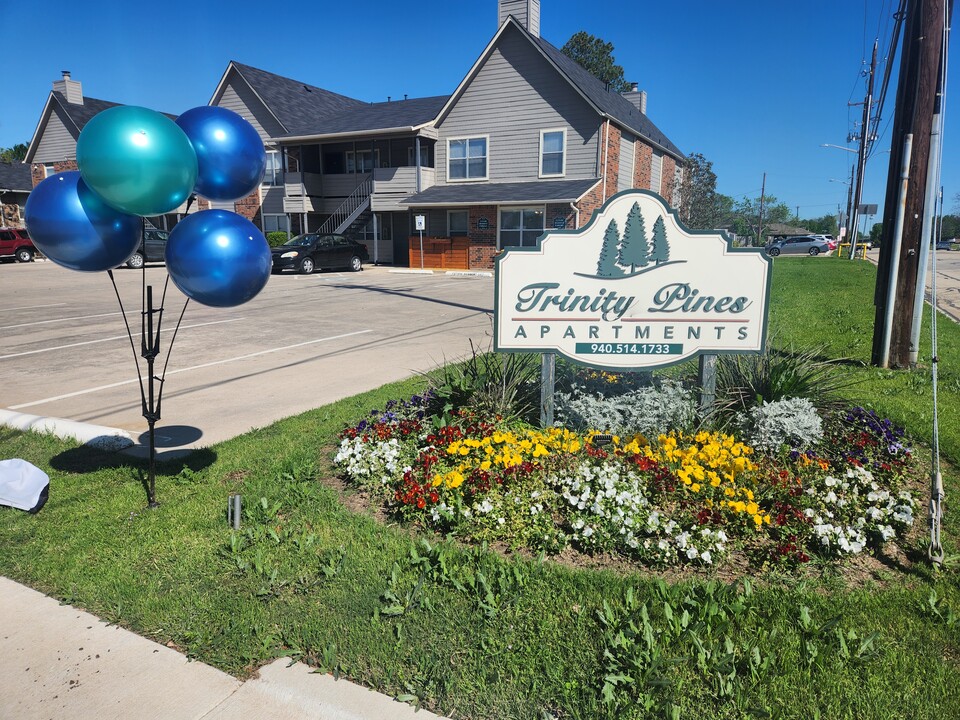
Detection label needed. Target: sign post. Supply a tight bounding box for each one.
[415,214,425,269]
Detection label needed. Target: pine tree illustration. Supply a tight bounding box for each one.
[597,219,622,277]
[650,215,670,264]
[618,202,650,273]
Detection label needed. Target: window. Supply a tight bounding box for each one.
[262,214,289,234]
[263,151,282,186]
[448,136,488,181]
[448,210,468,236]
[346,150,379,173]
[408,144,432,167]
[500,207,544,248]
[43,164,57,178]
[540,129,565,177]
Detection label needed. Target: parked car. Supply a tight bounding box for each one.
[936,240,955,251]
[0,227,36,263]
[765,236,832,257]
[271,233,368,274]
[125,228,170,268]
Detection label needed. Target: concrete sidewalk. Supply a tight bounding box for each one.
[0,577,447,720]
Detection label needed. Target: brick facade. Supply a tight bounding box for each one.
[234,190,262,225]
[633,143,652,191]
[662,154,678,207]
[468,204,497,269]
[31,161,78,188]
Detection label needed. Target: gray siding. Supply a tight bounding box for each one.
[650,149,663,195]
[618,133,636,193]
[216,79,286,142]
[32,106,78,163]
[436,25,599,186]
[261,186,285,214]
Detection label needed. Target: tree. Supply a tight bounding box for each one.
[650,216,669,264]
[870,222,883,247]
[800,214,840,235]
[561,31,629,92]
[597,219,623,277]
[732,195,791,245]
[618,202,649,272]
[0,143,28,163]
[939,214,960,241]
[678,153,726,229]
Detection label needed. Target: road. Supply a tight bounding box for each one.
[0,261,494,458]
[864,246,960,323]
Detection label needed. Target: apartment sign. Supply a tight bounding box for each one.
[494,190,771,370]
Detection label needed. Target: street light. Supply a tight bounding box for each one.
[821,144,858,153]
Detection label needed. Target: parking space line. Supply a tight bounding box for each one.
[0,311,123,331]
[0,318,246,361]
[8,329,374,410]
[0,303,68,313]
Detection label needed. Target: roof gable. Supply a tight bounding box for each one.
[435,17,683,161]
[224,62,367,136]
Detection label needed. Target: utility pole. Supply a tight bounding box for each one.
[872,0,948,367]
[756,172,766,245]
[849,41,878,258]
[845,164,855,242]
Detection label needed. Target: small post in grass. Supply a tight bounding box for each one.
[698,353,718,417]
[540,352,555,428]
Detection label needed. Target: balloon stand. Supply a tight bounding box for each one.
[140,284,163,508]
[108,260,190,508]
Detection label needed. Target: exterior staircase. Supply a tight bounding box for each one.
[317,175,373,236]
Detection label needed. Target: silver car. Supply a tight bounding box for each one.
[765,236,832,257]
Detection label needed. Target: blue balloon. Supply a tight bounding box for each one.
[175,106,266,202]
[77,105,198,216]
[165,210,271,307]
[24,172,141,272]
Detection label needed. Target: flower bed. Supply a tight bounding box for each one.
[334,393,918,568]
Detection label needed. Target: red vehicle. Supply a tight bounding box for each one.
[0,227,36,263]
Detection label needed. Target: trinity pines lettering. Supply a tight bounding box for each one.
[513,281,751,323]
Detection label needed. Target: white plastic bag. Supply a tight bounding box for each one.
[0,459,50,513]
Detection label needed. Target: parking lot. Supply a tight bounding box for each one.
[1,261,494,457]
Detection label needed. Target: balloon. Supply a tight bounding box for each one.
[165,210,271,307]
[24,172,141,272]
[76,105,197,216]
[175,106,266,202]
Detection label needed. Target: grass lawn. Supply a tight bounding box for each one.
[1,257,958,719]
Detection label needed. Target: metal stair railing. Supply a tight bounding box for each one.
[317,175,373,235]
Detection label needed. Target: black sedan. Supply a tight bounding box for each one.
[271,233,369,274]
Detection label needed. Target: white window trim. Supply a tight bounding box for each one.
[262,149,282,186]
[446,135,489,183]
[538,128,566,178]
[447,209,469,236]
[497,205,546,250]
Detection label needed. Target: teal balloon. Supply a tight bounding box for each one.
[77,105,198,216]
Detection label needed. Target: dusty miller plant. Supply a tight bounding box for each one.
[555,379,698,436]
[738,396,823,454]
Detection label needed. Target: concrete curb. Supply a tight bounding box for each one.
[0,409,134,451]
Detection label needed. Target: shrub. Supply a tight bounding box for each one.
[266,231,290,247]
[738,396,824,454]
[555,379,698,437]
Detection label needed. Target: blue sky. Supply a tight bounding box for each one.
[2,0,954,227]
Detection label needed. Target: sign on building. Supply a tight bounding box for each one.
[494,190,771,370]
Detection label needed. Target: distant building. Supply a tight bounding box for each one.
[0,161,32,227]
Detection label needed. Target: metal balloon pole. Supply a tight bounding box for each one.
[109,212,192,508]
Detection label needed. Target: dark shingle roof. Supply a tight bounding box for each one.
[275,95,449,138]
[0,161,32,191]
[52,93,123,134]
[530,34,684,160]
[230,62,367,135]
[401,178,600,206]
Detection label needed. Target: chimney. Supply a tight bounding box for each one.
[53,70,83,105]
[498,0,540,37]
[621,83,647,114]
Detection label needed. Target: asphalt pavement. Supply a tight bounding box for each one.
[1,262,482,719]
